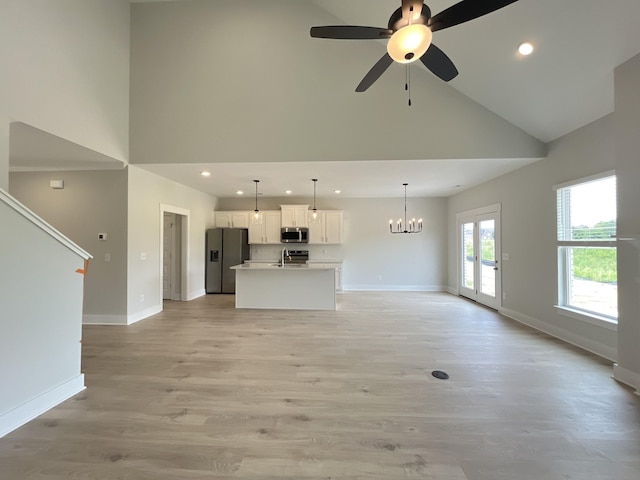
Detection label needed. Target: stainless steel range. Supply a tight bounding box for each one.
[283,249,309,265]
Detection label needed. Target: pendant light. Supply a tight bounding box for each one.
[311,178,319,221]
[253,179,261,221]
[389,183,422,234]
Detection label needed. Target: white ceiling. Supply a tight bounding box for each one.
[10,0,640,198]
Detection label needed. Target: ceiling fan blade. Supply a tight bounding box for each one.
[401,0,424,23]
[428,0,519,33]
[356,53,394,92]
[420,44,458,82]
[310,26,392,40]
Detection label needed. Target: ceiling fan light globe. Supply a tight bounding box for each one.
[387,24,432,64]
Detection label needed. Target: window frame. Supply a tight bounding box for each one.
[553,171,617,325]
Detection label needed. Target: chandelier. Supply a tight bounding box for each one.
[389,183,422,234]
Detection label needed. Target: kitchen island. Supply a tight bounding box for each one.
[230,263,337,310]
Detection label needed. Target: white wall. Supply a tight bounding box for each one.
[217,196,448,291]
[614,53,640,390]
[447,114,618,360]
[129,0,544,166]
[127,166,217,323]
[0,193,87,437]
[7,0,130,163]
[0,1,9,190]
[9,170,129,323]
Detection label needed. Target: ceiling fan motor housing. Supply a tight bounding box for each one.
[388,5,431,31]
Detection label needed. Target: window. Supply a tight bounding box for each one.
[555,173,617,321]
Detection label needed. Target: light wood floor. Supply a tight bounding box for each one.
[1,292,639,479]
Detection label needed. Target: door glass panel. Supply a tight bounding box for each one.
[479,219,496,297]
[462,222,475,289]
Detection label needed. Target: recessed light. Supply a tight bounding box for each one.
[285,190,292,195]
[236,190,243,195]
[200,171,211,177]
[518,42,534,56]
[334,190,341,194]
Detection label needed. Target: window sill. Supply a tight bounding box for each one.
[554,306,617,331]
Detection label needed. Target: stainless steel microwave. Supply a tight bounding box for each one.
[281,227,309,243]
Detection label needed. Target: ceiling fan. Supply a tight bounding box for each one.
[310,0,519,92]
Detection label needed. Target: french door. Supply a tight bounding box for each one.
[457,206,501,309]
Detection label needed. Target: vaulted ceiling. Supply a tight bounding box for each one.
[11,1,640,198]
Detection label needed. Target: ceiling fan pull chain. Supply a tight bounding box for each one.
[408,64,412,106]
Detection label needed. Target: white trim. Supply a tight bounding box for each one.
[499,307,617,361]
[553,170,615,191]
[82,314,128,325]
[612,364,640,394]
[186,288,206,301]
[0,375,85,438]
[127,304,162,325]
[455,202,501,221]
[344,285,446,292]
[554,306,617,331]
[0,188,91,260]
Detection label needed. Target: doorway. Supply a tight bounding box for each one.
[163,212,182,300]
[160,204,189,303]
[457,204,501,309]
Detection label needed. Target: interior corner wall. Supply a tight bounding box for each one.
[7,0,130,163]
[127,166,217,323]
[0,2,7,191]
[216,195,448,291]
[9,170,129,323]
[447,114,618,361]
[614,53,640,388]
[0,120,8,191]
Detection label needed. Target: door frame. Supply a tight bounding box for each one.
[456,203,502,309]
[159,204,190,303]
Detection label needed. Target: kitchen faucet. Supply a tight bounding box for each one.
[281,247,289,267]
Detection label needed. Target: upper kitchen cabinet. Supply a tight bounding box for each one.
[308,211,344,244]
[280,205,309,228]
[215,211,250,229]
[249,211,281,244]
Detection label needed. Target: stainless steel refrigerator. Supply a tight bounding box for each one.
[206,228,250,293]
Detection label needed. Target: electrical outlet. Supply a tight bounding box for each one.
[104,253,111,262]
[139,294,144,303]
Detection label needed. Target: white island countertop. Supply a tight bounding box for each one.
[230,263,337,310]
[231,263,338,271]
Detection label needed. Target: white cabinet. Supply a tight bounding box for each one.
[215,211,250,229]
[308,211,344,244]
[248,211,281,244]
[280,205,309,227]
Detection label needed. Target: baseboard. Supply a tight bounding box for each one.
[344,285,447,292]
[499,307,617,361]
[0,374,85,438]
[127,304,162,325]
[186,288,206,301]
[613,364,640,394]
[83,314,128,325]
